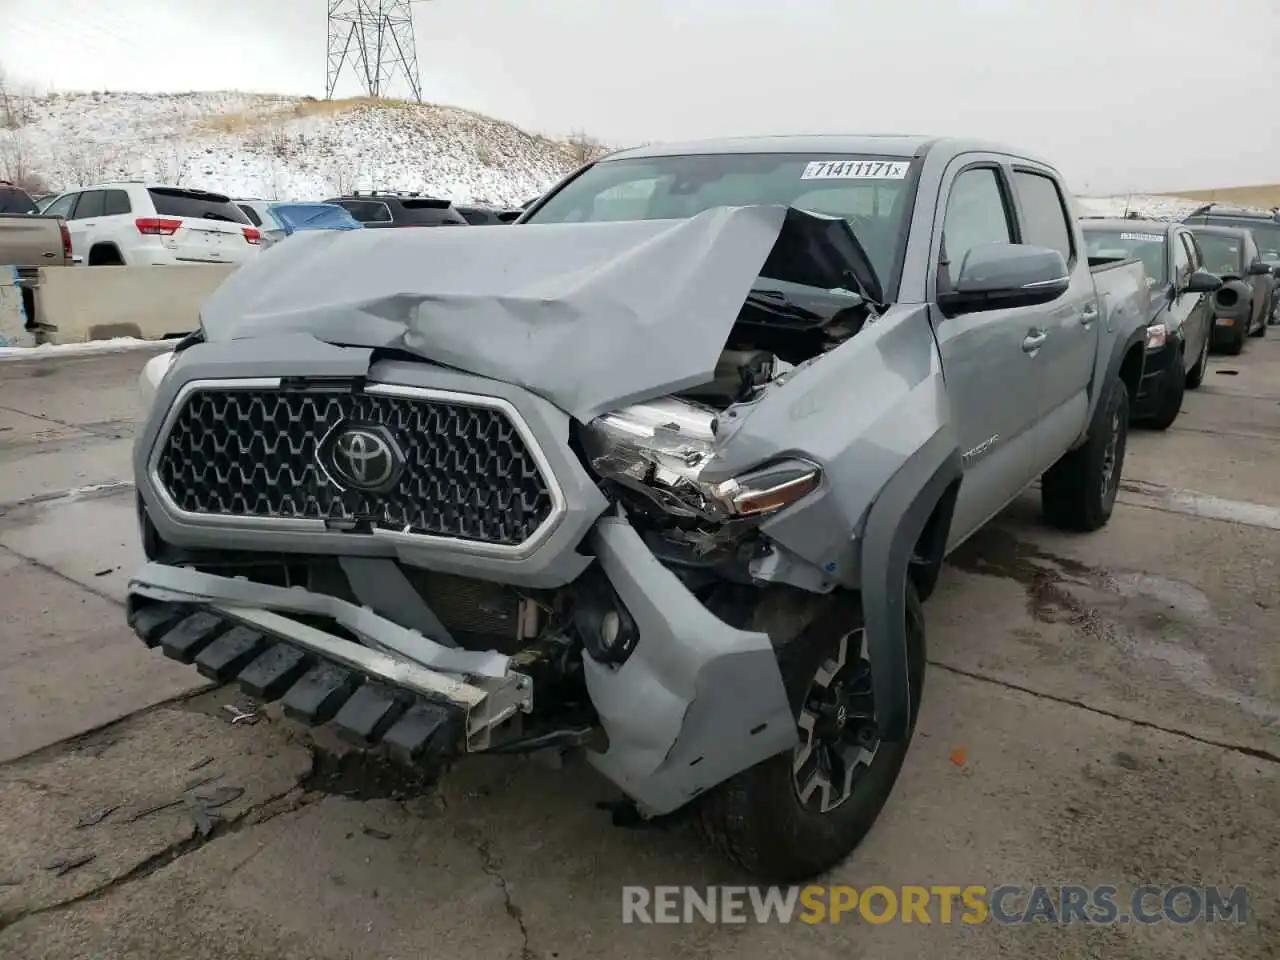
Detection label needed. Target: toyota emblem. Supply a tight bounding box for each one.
[321,423,403,492]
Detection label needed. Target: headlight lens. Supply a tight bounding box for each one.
[580,397,822,521]
[1145,323,1167,350]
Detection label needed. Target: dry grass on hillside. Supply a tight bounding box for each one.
[1163,184,1280,208]
[199,95,406,134]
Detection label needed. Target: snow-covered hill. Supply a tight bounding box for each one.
[1073,193,1226,221]
[1,90,587,206]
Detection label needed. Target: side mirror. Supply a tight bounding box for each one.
[1183,269,1223,294]
[1247,260,1272,276]
[937,243,1070,314]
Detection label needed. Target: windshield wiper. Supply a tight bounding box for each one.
[745,290,825,323]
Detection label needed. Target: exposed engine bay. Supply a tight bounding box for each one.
[577,278,876,580]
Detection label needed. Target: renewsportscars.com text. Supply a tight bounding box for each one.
[621,885,1250,925]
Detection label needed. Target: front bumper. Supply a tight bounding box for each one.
[128,562,526,759]
[126,515,798,817]
[1210,309,1249,346]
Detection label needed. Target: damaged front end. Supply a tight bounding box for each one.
[127,203,887,818]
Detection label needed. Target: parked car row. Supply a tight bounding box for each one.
[12,181,524,268]
[1080,207,1278,432]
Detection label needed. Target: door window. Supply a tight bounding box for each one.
[942,167,1013,280]
[1013,170,1074,265]
[1173,234,1193,287]
[43,193,77,219]
[70,190,105,219]
[102,189,132,216]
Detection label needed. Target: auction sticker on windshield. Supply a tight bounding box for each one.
[1119,233,1164,243]
[801,160,909,180]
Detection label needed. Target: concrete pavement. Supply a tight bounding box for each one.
[0,341,1276,958]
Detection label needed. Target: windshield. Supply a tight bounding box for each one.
[1083,228,1167,285]
[523,152,917,292]
[1194,217,1280,262]
[1191,232,1244,276]
[1246,224,1280,262]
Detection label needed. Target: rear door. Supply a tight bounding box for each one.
[930,159,1047,545]
[1009,167,1095,428]
[1242,233,1267,326]
[146,188,257,263]
[66,189,105,257]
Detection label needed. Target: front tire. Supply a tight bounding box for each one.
[695,584,926,882]
[1041,375,1128,532]
[1139,359,1184,431]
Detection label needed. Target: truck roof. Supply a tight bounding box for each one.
[604,134,1056,168]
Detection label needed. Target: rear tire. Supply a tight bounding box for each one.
[1185,336,1209,389]
[1041,375,1128,532]
[1140,360,1184,431]
[1250,309,1267,337]
[695,584,926,882]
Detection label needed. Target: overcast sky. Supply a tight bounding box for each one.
[2,0,1277,194]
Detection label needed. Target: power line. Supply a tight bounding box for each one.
[325,1,424,103]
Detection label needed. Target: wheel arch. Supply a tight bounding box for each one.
[88,242,125,265]
[860,429,962,742]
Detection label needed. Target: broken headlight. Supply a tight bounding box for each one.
[580,397,822,522]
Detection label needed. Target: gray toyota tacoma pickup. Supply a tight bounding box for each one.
[127,135,1149,880]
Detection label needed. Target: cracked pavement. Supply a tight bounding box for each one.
[0,343,1277,958]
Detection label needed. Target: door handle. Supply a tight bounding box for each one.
[1080,303,1099,327]
[1022,330,1048,353]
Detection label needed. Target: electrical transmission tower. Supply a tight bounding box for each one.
[326,1,424,103]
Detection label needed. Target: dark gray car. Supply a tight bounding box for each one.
[1183,203,1280,323]
[1187,224,1273,351]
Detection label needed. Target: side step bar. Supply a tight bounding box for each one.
[127,599,533,758]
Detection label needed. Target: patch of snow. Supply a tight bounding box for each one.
[4,91,587,206]
[1072,193,1270,222]
[0,337,174,360]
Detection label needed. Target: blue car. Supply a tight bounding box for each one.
[261,202,363,246]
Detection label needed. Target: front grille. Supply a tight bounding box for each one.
[153,384,556,547]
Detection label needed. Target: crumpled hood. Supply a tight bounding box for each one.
[198,204,863,422]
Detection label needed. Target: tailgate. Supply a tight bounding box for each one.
[145,186,256,263]
[0,215,64,268]
[173,217,250,263]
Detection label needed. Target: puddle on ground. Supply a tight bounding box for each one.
[949,526,1280,724]
[1104,572,1214,619]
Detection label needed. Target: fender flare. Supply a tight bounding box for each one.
[859,429,963,742]
[1089,324,1148,437]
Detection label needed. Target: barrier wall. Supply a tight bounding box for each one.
[0,268,36,348]
[34,265,238,344]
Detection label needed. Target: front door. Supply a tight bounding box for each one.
[1172,231,1209,367]
[929,160,1048,548]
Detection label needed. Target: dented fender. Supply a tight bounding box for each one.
[702,303,961,740]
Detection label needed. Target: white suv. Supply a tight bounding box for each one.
[39,182,263,266]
